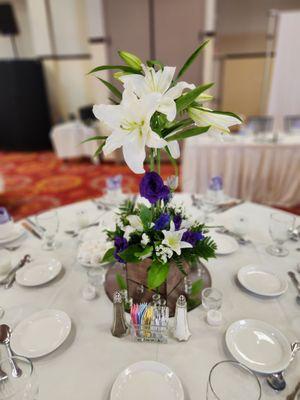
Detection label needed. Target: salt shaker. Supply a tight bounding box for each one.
[111,291,129,338]
[173,295,191,341]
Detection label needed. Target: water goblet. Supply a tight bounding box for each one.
[266,212,295,257]
[36,210,59,251]
[87,265,105,292]
[202,287,223,311]
[0,356,39,400]
[201,197,217,223]
[207,360,261,400]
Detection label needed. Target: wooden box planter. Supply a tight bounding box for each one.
[126,258,190,316]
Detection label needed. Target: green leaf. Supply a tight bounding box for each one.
[119,244,142,263]
[118,51,142,71]
[190,279,203,297]
[88,65,138,75]
[176,40,209,80]
[96,77,122,99]
[102,247,115,263]
[81,135,107,144]
[139,204,152,228]
[176,83,214,113]
[146,59,164,70]
[162,118,193,136]
[93,140,106,157]
[166,126,210,142]
[109,97,120,105]
[134,246,153,260]
[116,273,127,290]
[147,261,169,290]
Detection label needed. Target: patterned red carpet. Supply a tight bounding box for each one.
[0,151,299,221]
[0,152,175,221]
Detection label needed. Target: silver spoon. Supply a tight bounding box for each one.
[0,324,22,378]
[288,271,300,305]
[267,342,300,391]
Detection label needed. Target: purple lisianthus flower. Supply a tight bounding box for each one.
[140,172,170,204]
[114,236,128,263]
[0,207,10,224]
[182,231,204,246]
[209,176,223,191]
[173,214,182,230]
[154,213,170,230]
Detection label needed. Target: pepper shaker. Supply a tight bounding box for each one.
[111,291,128,338]
[173,295,191,341]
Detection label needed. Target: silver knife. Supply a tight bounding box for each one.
[0,255,31,287]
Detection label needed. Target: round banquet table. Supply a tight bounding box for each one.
[1,195,300,400]
[182,133,300,208]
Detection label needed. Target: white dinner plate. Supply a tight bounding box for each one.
[225,319,291,374]
[0,224,25,244]
[110,361,184,400]
[237,264,288,297]
[210,232,239,255]
[16,258,62,287]
[11,309,71,358]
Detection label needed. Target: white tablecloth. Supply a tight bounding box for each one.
[182,133,300,207]
[1,196,300,399]
[50,121,99,161]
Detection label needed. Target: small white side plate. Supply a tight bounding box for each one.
[210,232,239,255]
[0,224,25,244]
[16,259,62,287]
[11,309,71,358]
[237,264,288,297]
[226,319,291,374]
[110,361,184,400]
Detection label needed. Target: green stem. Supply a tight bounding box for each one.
[157,149,161,174]
[150,149,155,171]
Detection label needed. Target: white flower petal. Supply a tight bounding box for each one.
[93,104,124,130]
[122,140,146,174]
[180,241,193,249]
[157,97,177,121]
[146,128,168,148]
[167,140,180,159]
[156,66,176,94]
[102,130,125,155]
[120,74,147,98]
[166,81,195,100]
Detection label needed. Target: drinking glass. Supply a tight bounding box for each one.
[0,356,38,400]
[201,197,217,223]
[87,265,105,290]
[36,210,59,251]
[266,212,295,257]
[202,288,223,310]
[207,360,261,400]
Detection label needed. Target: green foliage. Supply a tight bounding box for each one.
[134,246,153,259]
[139,204,152,228]
[93,141,106,157]
[176,83,214,113]
[116,273,127,290]
[118,244,142,263]
[174,258,187,276]
[118,51,142,71]
[118,200,135,217]
[147,260,169,289]
[146,59,164,70]
[176,40,209,80]
[102,247,115,263]
[81,135,107,144]
[162,118,193,136]
[96,77,122,99]
[190,279,203,297]
[166,126,210,142]
[88,65,139,75]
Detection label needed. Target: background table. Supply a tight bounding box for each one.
[182,133,300,207]
[1,195,300,399]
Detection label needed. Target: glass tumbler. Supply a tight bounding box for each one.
[36,210,59,251]
[266,212,295,257]
[0,356,38,400]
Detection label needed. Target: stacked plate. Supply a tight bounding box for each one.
[0,224,25,244]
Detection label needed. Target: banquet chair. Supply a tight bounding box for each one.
[284,115,300,133]
[247,116,274,133]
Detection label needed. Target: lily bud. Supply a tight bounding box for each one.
[166,175,179,191]
[196,93,214,103]
[118,51,142,71]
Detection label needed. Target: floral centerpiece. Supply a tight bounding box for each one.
[86,41,242,310]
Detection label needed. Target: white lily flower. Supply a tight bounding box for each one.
[189,107,242,135]
[126,215,143,231]
[162,221,192,256]
[93,91,167,173]
[120,65,195,122]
